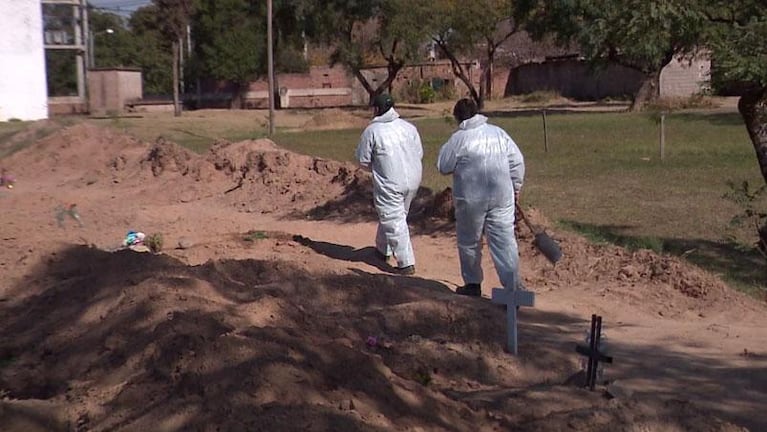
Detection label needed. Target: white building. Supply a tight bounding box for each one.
[0,0,49,121]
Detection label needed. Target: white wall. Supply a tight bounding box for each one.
[660,54,711,98]
[0,0,48,121]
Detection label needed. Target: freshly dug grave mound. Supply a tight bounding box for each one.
[3,123,746,320]
[516,208,747,317]
[0,244,744,432]
[3,123,146,186]
[207,138,373,214]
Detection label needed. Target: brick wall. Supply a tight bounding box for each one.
[197,61,508,109]
[246,66,354,108]
[357,61,482,104]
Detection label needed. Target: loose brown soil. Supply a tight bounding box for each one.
[0,122,764,431]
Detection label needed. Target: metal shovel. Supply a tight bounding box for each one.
[516,203,562,264]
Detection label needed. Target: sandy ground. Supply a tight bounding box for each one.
[0,120,764,431]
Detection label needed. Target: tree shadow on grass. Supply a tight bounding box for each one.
[481,105,628,119]
[559,220,767,298]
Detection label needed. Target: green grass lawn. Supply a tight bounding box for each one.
[275,110,767,297]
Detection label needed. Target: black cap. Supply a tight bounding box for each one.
[372,93,394,115]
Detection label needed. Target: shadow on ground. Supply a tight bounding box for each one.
[0,244,758,431]
[294,183,455,236]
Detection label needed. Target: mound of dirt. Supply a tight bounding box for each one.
[206,138,374,214]
[142,136,200,177]
[4,123,146,187]
[0,245,746,431]
[517,209,742,317]
[1,121,764,431]
[301,108,370,130]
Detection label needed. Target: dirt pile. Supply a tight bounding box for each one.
[0,244,746,431]
[301,108,369,130]
[207,138,372,214]
[517,209,738,316]
[3,123,146,187]
[1,121,763,431]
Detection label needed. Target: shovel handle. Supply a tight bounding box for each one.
[515,202,539,235]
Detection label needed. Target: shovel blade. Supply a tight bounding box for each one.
[534,232,562,264]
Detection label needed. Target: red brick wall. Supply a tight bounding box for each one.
[247,66,354,108]
[197,62,507,109]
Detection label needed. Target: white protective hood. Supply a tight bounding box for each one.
[437,114,525,205]
[356,108,423,194]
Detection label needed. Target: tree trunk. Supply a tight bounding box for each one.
[738,88,767,185]
[435,39,482,109]
[230,82,246,110]
[172,40,181,117]
[479,56,487,105]
[629,70,660,112]
[484,43,496,101]
[485,60,494,101]
[352,62,403,105]
[351,68,376,105]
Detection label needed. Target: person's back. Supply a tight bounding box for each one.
[437,98,525,295]
[445,115,519,207]
[359,110,422,194]
[356,93,423,275]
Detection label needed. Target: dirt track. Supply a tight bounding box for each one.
[0,123,765,431]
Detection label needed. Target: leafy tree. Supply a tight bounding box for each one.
[191,0,265,109]
[689,1,767,253]
[418,0,518,109]
[154,0,194,116]
[127,6,174,96]
[305,0,430,104]
[703,1,767,185]
[517,0,704,111]
[87,7,173,96]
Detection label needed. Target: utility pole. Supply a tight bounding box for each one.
[267,0,275,136]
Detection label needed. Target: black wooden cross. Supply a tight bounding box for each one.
[575,314,613,390]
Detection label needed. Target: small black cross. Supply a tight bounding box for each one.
[575,314,613,390]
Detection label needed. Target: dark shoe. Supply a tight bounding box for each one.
[456,283,481,297]
[397,265,416,275]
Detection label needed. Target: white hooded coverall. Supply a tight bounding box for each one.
[356,108,423,268]
[437,114,525,290]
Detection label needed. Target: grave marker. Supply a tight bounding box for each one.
[575,314,613,390]
[491,288,535,355]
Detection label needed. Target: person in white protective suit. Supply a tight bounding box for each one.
[356,93,423,275]
[437,98,525,296]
